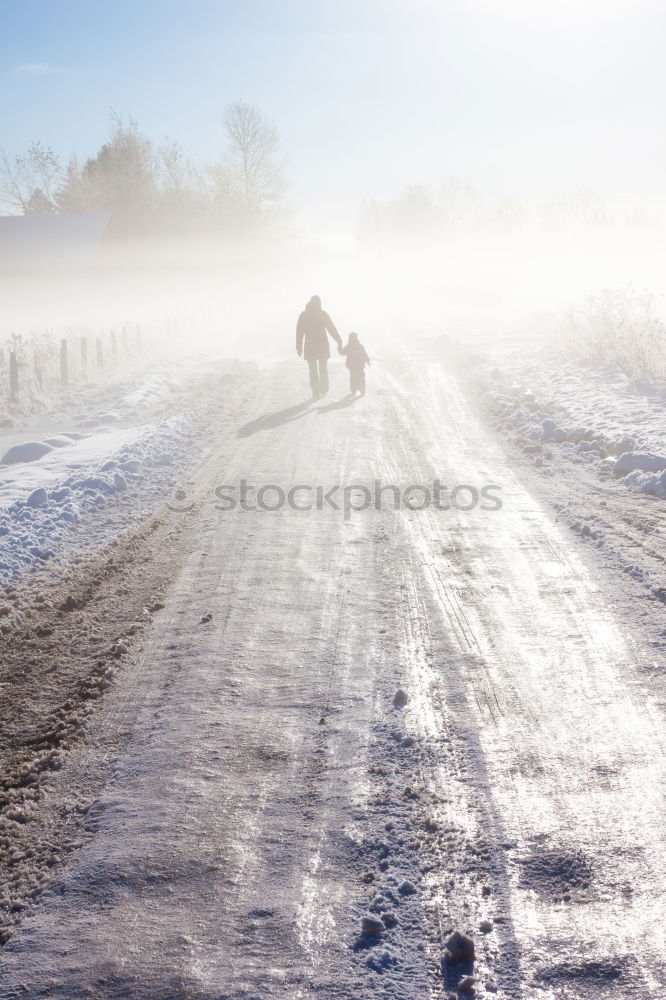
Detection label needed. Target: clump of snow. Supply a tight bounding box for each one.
[1,441,53,465]
[613,452,666,477]
[444,930,475,964]
[397,879,416,895]
[26,488,48,509]
[74,475,115,495]
[366,949,396,972]
[361,915,385,936]
[622,467,666,499]
[610,452,666,498]
[457,974,477,993]
[610,435,636,456]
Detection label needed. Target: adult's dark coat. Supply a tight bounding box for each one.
[296,299,342,361]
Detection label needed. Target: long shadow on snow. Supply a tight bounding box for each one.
[237,395,359,437]
[236,399,313,438]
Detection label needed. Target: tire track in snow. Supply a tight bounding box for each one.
[386,360,666,998]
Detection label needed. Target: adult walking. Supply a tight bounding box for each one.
[296,295,342,399]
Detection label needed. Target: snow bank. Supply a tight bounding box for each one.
[0,357,253,584]
[1,441,54,465]
[483,348,666,501]
[0,419,187,582]
[613,452,666,477]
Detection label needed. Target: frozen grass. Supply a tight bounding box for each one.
[0,331,60,419]
[555,285,666,385]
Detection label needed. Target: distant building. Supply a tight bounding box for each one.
[0,211,111,272]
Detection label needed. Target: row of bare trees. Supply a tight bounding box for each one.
[0,102,285,238]
[359,179,661,242]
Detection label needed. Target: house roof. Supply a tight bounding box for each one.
[0,211,111,271]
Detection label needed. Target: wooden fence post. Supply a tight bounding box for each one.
[60,339,68,386]
[9,351,19,401]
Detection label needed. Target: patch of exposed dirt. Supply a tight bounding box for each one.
[0,509,196,944]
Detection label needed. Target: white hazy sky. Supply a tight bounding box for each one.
[2,0,666,213]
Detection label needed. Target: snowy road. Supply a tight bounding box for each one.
[1,358,665,999]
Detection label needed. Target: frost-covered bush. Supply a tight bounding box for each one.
[0,331,60,417]
[559,285,666,384]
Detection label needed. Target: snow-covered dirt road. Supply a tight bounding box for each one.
[1,357,665,999]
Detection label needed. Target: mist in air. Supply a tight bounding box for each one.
[1,0,665,363]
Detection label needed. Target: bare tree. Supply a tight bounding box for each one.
[494,196,526,232]
[543,189,608,231]
[357,199,383,244]
[223,100,284,222]
[0,141,63,214]
[156,138,215,232]
[158,138,190,193]
[29,142,63,209]
[386,185,439,237]
[0,147,27,213]
[439,176,479,234]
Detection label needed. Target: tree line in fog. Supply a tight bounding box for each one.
[358,179,662,242]
[0,102,285,239]
[2,105,660,243]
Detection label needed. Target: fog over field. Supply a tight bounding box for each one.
[1,0,665,350]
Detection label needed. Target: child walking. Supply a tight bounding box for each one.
[340,332,371,396]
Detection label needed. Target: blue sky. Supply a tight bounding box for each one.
[2,0,665,213]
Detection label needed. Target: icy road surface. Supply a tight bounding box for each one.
[1,358,665,999]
